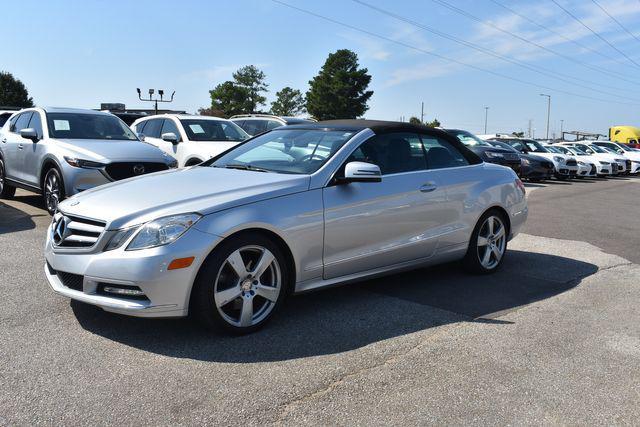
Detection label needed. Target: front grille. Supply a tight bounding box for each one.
[590,164,596,175]
[566,159,577,166]
[48,263,84,291]
[53,214,106,248]
[105,162,168,181]
[626,160,631,171]
[542,161,554,169]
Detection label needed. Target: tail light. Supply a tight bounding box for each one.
[515,178,526,196]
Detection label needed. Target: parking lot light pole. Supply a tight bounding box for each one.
[540,94,551,140]
[137,88,175,115]
[484,107,489,134]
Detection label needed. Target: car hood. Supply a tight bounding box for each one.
[520,153,548,163]
[52,139,168,162]
[57,167,310,229]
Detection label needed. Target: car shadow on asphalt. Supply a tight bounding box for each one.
[0,201,40,234]
[70,249,597,363]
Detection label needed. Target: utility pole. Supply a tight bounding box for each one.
[560,119,564,139]
[421,102,424,123]
[484,106,489,134]
[528,119,532,138]
[540,94,551,140]
[137,88,175,115]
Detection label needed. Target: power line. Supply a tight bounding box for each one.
[549,0,640,69]
[351,0,640,101]
[270,0,640,107]
[590,0,640,45]
[430,0,640,85]
[488,0,630,69]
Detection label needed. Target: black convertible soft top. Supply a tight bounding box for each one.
[285,119,483,165]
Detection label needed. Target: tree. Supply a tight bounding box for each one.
[511,131,525,137]
[233,65,268,113]
[306,49,373,120]
[208,65,268,117]
[271,87,306,116]
[0,72,34,107]
[409,116,422,125]
[197,107,225,118]
[425,118,441,128]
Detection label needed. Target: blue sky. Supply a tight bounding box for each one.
[3,0,640,136]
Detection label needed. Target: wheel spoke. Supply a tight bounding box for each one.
[256,284,279,302]
[494,225,505,240]
[252,249,275,279]
[492,245,502,260]
[214,285,242,308]
[477,235,489,246]
[481,247,492,266]
[226,250,248,278]
[487,217,494,235]
[239,297,254,327]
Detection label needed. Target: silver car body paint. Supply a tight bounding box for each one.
[44,127,528,317]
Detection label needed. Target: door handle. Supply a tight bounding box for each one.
[18,144,24,150]
[419,182,437,193]
[1,138,6,143]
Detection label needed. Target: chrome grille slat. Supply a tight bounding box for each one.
[53,214,106,249]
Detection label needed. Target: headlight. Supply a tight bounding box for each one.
[521,158,531,166]
[484,151,504,159]
[578,161,585,166]
[553,156,564,163]
[126,213,201,251]
[599,161,609,165]
[104,227,138,251]
[64,156,106,169]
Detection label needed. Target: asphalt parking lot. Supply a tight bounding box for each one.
[1,177,639,425]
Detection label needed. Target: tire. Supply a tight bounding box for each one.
[191,233,291,334]
[0,157,16,199]
[463,209,508,275]
[42,167,65,215]
[185,158,203,167]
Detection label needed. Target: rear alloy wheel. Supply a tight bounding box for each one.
[192,234,289,334]
[463,211,508,274]
[0,158,16,199]
[43,168,65,215]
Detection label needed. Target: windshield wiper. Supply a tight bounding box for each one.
[222,163,270,173]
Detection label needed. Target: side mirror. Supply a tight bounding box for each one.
[618,149,624,154]
[341,161,382,183]
[20,128,39,142]
[137,132,145,141]
[162,132,179,144]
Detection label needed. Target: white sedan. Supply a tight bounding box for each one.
[132,114,250,167]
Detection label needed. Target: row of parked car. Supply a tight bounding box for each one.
[0,106,636,219]
[444,129,640,181]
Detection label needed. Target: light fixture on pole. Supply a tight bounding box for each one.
[539,94,551,140]
[137,88,175,115]
[484,106,489,134]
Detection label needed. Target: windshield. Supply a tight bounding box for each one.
[180,119,249,142]
[46,113,137,140]
[448,130,490,147]
[616,143,632,152]
[587,144,608,153]
[522,139,549,153]
[210,128,355,174]
[544,145,561,153]
[487,140,517,152]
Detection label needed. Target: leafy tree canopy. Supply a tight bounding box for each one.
[0,72,34,108]
[208,65,268,117]
[271,87,306,116]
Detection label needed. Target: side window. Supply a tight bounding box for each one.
[266,120,282,130]
[347,132,427,175]
[27,112,43,138]
[142,119,162,138]
[8,114,20,132]
[13,112,33,134]
[161,119,181,141]
[134,121,147,134]
[0,112,12,127]
[242,120,268,135]
[420,134,469,169]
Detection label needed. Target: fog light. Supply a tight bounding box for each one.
[102,286,145,297]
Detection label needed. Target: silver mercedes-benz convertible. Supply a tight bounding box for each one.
[44,120,528,333]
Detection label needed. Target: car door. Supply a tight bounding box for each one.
[21,111,46,185]
[4,112,33,182]
[1,113,21,180]
[322,132,449,279]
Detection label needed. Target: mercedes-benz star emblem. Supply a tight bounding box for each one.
[133,164,145,175]
[53,216,70,245]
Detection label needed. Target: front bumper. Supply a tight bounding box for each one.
[62,166,112,196]
[44,223,220,317]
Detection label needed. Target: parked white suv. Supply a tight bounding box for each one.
[131,115,250,167]
[229,114,316,136]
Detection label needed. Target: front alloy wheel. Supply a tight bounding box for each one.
[192,233,289,333]
[43,168,65,215]
[214,246,282,328]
